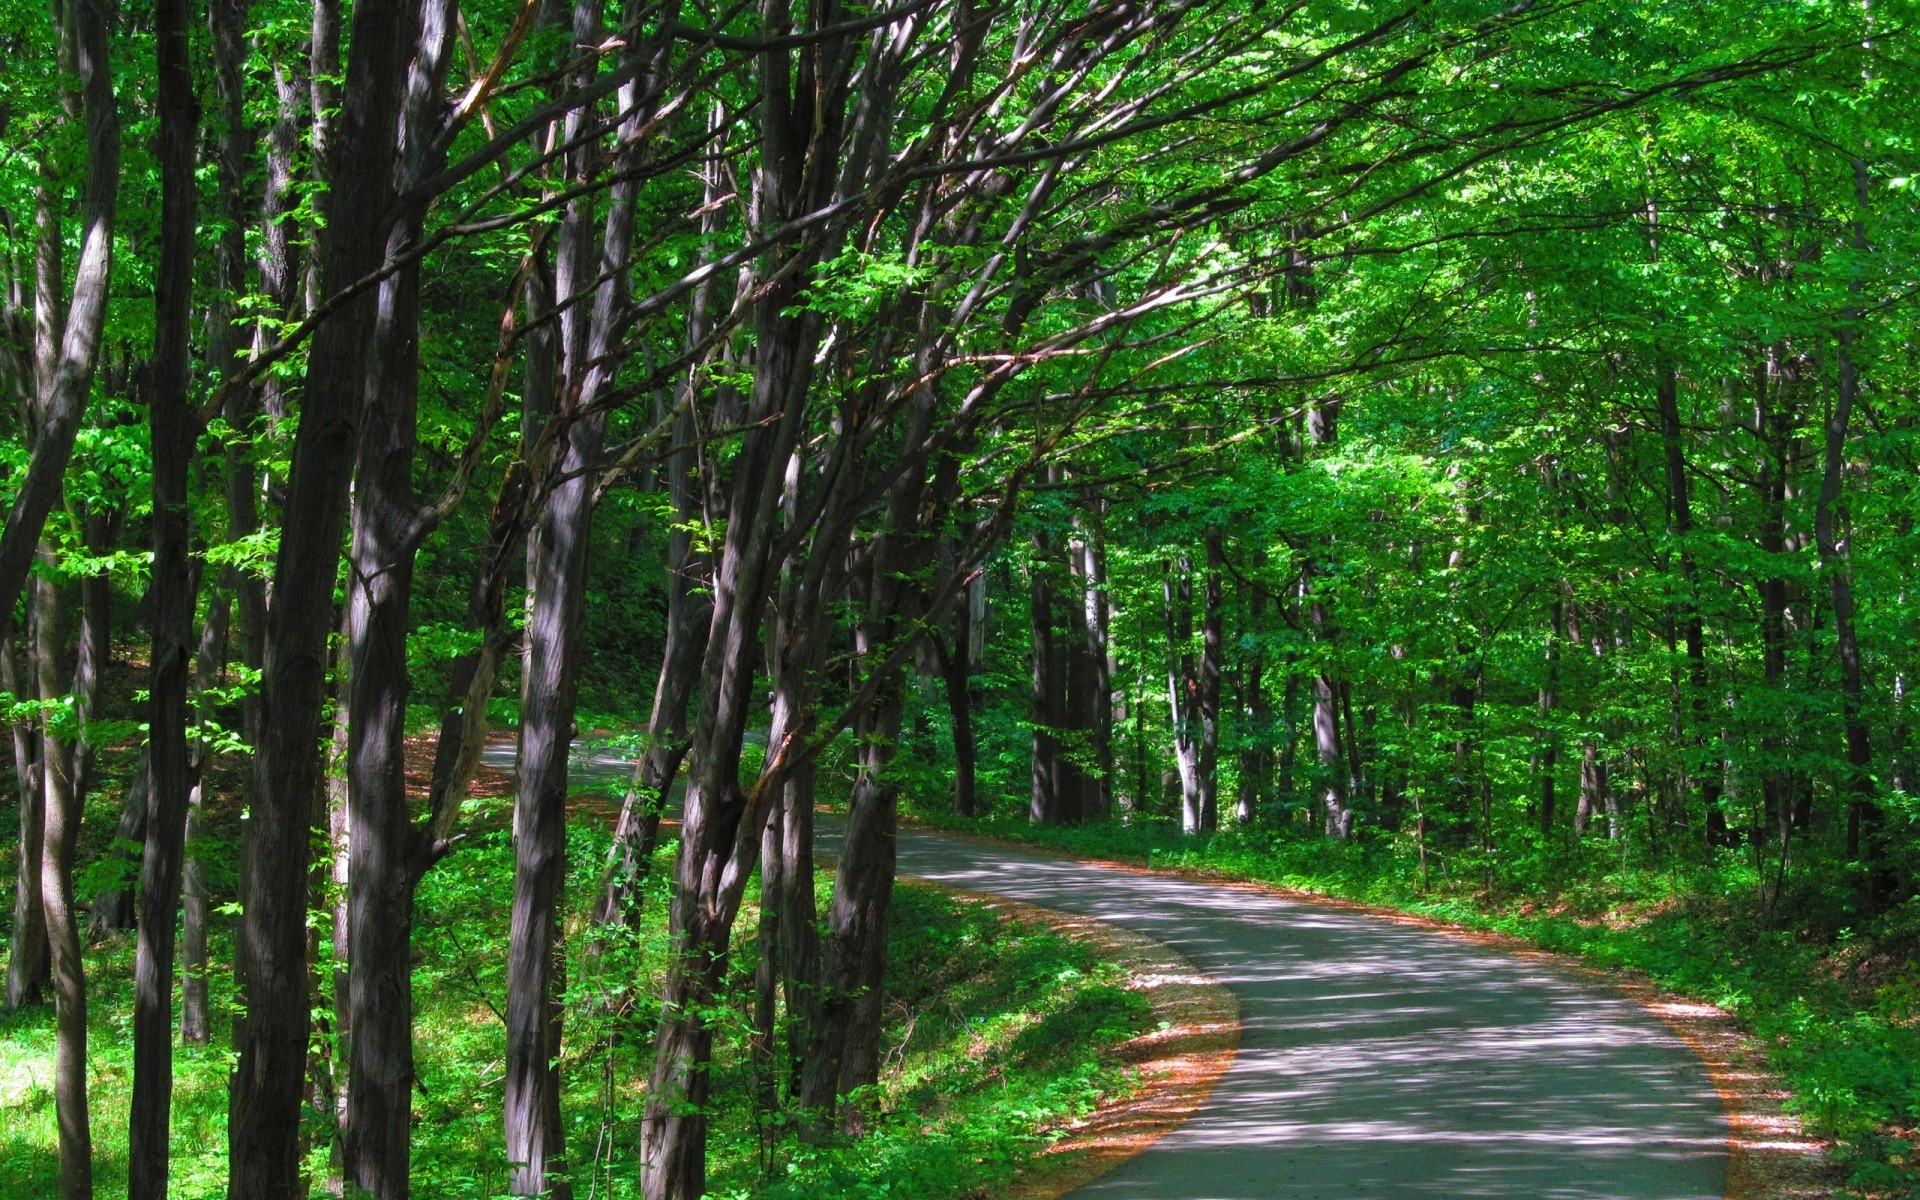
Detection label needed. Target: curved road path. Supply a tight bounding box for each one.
[516,745,1727,1197]
[881,825,1728,1200]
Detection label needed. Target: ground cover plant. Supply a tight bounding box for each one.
[2,801,1150,1199]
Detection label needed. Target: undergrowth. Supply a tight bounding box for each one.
[0,789,1147,1198]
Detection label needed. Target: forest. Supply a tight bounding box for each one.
[0,0,1916,1196]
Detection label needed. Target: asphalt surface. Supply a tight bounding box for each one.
[495,742,1728,1198]
[884,827,1729,1200]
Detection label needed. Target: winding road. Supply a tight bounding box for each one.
[882,825,1729,1200]
[510,743,1730,1197]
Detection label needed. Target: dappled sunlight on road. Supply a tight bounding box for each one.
[891,832,1726,1200]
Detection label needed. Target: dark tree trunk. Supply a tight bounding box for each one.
[1755,353,1793,851]
[1825,163,1882,894]
[1237,584,1270,825]
[88,749,147,937]
[1576,742,1612,840]
[1655,365,1721,839]
[940,567,977,816]
[179,580,230,1048]
[509,0,662,1183]
[1538,600,1562,838]
[1030,528,1069,823]
[1197,531,1223,832]
[597,272,715,926]
[4,629,47,1009]
[129,0,200,1187]
[337,3,456,1194]
[230,0,417,1189]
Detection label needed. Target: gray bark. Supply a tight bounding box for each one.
[230,0,418,1188]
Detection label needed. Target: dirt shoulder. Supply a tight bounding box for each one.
[914,883,1242,1200]
[903,818,1841,1200]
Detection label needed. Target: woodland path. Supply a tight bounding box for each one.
[515,741,1732,1198]
[873,826,1730,1200]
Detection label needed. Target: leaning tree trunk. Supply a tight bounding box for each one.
[0,0,118,634]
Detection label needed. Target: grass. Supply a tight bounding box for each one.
[909,804,1920,1197]
[0,785,1150,1199]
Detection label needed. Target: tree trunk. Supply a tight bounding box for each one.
[0,0,118,631]
[1197,531,1223,833]
[1237,584,1270,826]
[88,749,147,937]
[36,563,92,1200]
[4,629,47,1009]
[941,588,977,816]
[1165,558,1203,832]
[1825,162,1881,893]
[230,0,417,1189]
[509,0,658,1182]
[1755,352,1793,852]
[1075,515,1114,819]
[337,5,456,1194]
[129,0,200,1185]
[1538,601,1562,838]
[1030,531,1068,822]
[1655,364,1721,839]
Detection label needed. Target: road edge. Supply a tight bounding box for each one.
[911,880,1242,1200]
[903,820,1841,1200]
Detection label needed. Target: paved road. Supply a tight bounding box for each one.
[498,742,1726,1197]
[884,827,1728,1200]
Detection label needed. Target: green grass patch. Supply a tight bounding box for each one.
[0,799,1147,1199]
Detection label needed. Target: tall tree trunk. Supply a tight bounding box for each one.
[338,1,457,1192]
[4,629,47,1009]
[88,749,146,937]
[509,0,664,1183]
[1655,364,1720,839]
[1576,741,1604,838]
[1825,161,1880,892]
[1538,600,1562,837]
[1197,530,1223,833]
[1074,513,1114,818]
[1029,529,1068,822]
[940,568,977,816]
[230,0,417,1189]
[1755,352,1793,853]
[129,0,200,1187]
[36,560,92,1200]
[1237,584,1270,825]
[1165,557,1204,832]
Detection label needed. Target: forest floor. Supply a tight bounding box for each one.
[905,808,1920,1197]
[0,738,1168,1199]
